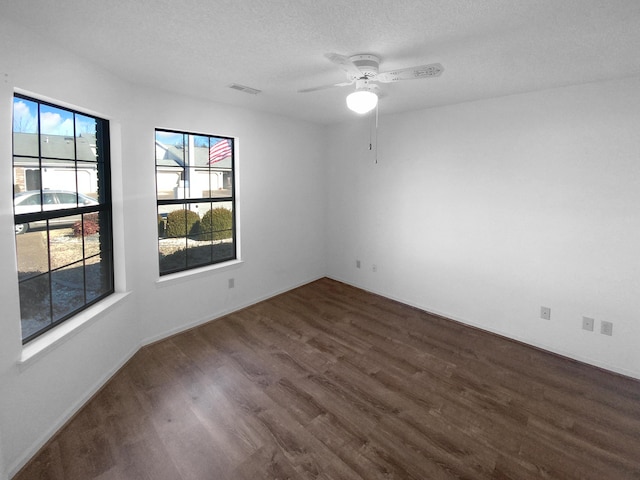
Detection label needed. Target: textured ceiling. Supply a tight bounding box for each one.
[3,0,640,124]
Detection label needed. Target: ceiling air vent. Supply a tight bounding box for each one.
[228,83,261,95]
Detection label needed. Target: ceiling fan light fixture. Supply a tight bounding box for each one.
[346,90,378,114]
[346,80,378,114]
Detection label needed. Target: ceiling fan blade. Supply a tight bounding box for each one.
[377,63,444,83]
[297,80,353,93]
[325,53,364,79]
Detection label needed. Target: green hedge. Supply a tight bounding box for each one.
[200,207,233,241]
[165,209,200,238]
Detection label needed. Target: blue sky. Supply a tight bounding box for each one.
[155,130,184,147]
[155,130,226,148]
[13,97,96,136]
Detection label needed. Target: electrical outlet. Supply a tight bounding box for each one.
[228,278,235,289]
[600,320,613,336]
[372,264,377,273]
[356,260,361,269]
[540,306,551,320]
[582,316,594,332]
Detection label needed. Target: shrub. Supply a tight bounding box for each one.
[165,209,200,238]
[200,207,233,241]
[72,213,100,237]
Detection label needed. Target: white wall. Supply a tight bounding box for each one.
[123,83,327,345]
[0,16,326,479]
[0,17,139,480]
[327,77,640,379]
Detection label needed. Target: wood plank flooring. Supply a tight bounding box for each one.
[14,278,640,479]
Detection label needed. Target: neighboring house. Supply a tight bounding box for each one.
[155,140,232,204]
[13,134,232,206]
[13,132,99,197]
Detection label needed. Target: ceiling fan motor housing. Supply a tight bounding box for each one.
[354,78,379,94]
[349,54,380,79]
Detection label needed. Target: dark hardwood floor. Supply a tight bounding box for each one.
[14,278,640,479]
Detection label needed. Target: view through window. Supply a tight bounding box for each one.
[155,129,236,275]
[13,94,114,343]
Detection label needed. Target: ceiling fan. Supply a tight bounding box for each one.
[298,53,444,114]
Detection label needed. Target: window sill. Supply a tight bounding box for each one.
[156,259,244,288]
[19,291,132,370]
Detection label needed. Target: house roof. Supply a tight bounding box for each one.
[13,132,98,163]
[155,142,232,171]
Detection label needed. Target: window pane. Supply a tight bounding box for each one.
[75,114,97,161]
[41,134,75,159]
[182,139,190,167]
[207,169,233,198]
[86,251,112,302]
[184,167,204,199]
[83,212,102,258]
[186,198,213,268]
[42,192,58,208]
[14,158,42,195]
[157,134,187,167]
[193,145,209,167]
[187,237,212,268]
[76,161,99,197]
[156,131,185,159]
[13,97,39,156]
[16,229,49,281]
[87,211,112,302]
[156,166,182,200]
[170,205,200,236]
[55,192,78,205]
[13,134,39,158]
[200,202,233,240]
[194,135,209,149]
[158,203,189,274]
[49,215,83,270]
[14,188,43,217]
[159,247,186,274]
[208,138,232,164]
[19,273,52,340]
[204,170,217,197]
[40,104,75,160]
[199,201,235,263]
[41,159,77,197]
[51,261,85,321]
[212,241,235,263]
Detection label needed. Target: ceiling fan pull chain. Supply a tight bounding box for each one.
[369,111,373,152]
[370,104,378,164]
[368,104,379,164]
[375,104,379,164]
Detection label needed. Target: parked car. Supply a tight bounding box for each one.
[14,190,98,234]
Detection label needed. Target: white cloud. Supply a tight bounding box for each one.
[13,100,37,133]
[40,112,74,136]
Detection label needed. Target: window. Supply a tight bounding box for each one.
[155,129,236,275]
[13,94,114,343]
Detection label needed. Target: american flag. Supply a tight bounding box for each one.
[209,139,232,164]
